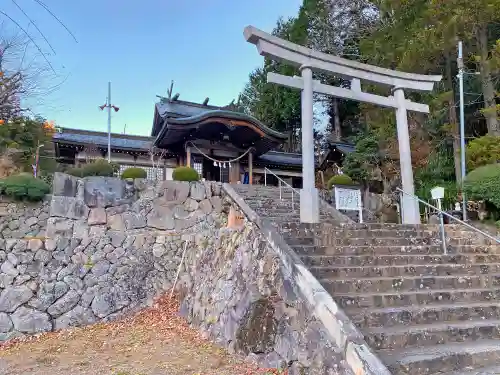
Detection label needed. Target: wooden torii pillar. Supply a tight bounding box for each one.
[244,26,442,224]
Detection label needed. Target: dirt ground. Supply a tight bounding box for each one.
[0,296,273,375]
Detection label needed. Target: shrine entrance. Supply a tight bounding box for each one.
[244,26,442,224]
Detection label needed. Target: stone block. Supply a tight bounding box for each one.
[88,208,107,225]
[122,212,146,230]
[0,286,33,313]
[46,217,74,239]
[54,305,96,330]
[190,182,206,201]
[161,181,190,203]
[199,199,213,214]
[0,312,12,333]
[50,196,89,220]
[11,306,52,334]
[147,206,175,230]
[47,290,80,318]
[83,177,126,208]
[52,173,79,197]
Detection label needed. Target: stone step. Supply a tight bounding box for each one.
[447,364,500,375]
[292,244,447,255]
[292,244,500,256]
[282,226,444,238]
[286,236,442,247]
[238,195,297,200]
[299,254,500,267]
[379,339,500,375]
[349,302,500,328]
[366,319,500,350]
[291,234,496,247]
[309,263,500,279]
[251,208,300,215]
[321,274,500,294]
[334,288,500,309]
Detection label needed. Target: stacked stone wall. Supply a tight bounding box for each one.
[0,173,223,340]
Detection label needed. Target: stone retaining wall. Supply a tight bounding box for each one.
[0,173,223,341]
[0,199,49,239]
[178,218,349,374]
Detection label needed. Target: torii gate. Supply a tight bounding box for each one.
[244,26,442,224]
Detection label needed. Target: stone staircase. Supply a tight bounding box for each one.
[231,184,342,223]
[231,184,500,375]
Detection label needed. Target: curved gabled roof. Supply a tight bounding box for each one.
[154,109,288,155]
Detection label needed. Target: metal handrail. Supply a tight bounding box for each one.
[397,188,500,251]
[264,167,298,210]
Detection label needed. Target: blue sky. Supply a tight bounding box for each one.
[1,0,302,136]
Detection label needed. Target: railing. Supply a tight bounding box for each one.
[397,187,500,254]
[264,167,299,210]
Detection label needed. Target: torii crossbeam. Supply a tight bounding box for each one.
[244,26,442,224]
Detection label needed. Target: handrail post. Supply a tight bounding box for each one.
[436,197,447,254]
[397,187,500,245]
[264,169,267,186]
[439,211,447,254]
[279,179,282,200]
[292,190,294,210]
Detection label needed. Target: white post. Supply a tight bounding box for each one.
[300,65,319,223]
[458,41,467,221]
[394,87,420,224]
[107,81,112,163]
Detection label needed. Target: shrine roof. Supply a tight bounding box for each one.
[53,128,153,151]
[256,150,303,167]
[153,99,288,156]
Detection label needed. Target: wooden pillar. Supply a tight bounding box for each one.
[230,161,240,184]
[186,147,191,167]
[248,152,253,185]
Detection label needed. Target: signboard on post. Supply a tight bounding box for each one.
[334,186,363,223]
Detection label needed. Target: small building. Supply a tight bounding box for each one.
[318,140,356,173]
[53,97,304,186]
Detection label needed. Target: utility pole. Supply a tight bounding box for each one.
[99,82,119,162]
[458,41,467,221]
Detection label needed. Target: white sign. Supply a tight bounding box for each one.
[334,186,363,223]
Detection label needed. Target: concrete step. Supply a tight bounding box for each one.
[334,288,500,309]
[349,302,500,328]
[379,339,500,375]
[366,319,500,350]
[299,254,500,267]
[321,274,500,294]
[309,263,500,279]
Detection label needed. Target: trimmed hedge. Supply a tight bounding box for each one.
[172,166,199,182]
[67,159,118,178]
[327,174,354,190]
[464,163,500,209]
[466,135,500,170]
[121,167,147,180]
[0,174,50,201]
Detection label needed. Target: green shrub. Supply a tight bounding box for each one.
[467,135,500,170]
[172,166,199,182]
[121,167,147,179]
[67,159,118,178]
[1,174,50,201]
[463,163,500,209]
[327,174,354,189]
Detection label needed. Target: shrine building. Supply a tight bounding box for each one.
[52,96,353,187]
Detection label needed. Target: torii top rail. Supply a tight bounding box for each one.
[244,25,441,92]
